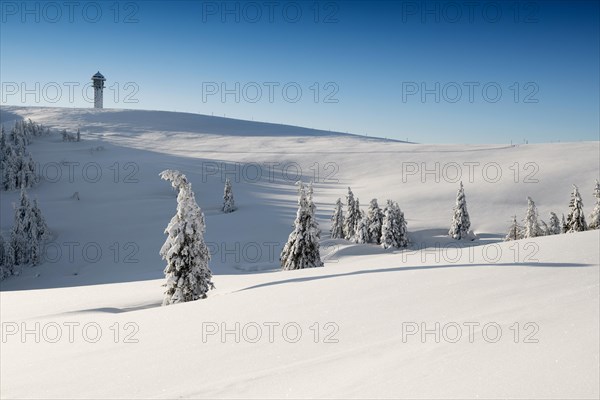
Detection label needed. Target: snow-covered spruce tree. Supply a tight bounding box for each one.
[588,180,600,230]
[343,187,359,240]
[352,197,361,238]
[504,215,522,241]
[561,214,568,233]
[280,181,323,270]
[330,198,345,239]
[395,203,409,248]
[540,220,549,236]
[448,181,471,240]
[0,128,38,191]
[222,178,236,213]
[366,198,384,244]
[12,189,30,263]
[566,185,587,233]
[159,170,214,305]
[380,200,409,249]
[522,197,544,238]
[353,211,369,244]
[304,182,323,265]
[31,199,49,240]
[548,212,561,235]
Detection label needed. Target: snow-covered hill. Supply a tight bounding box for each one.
[1,106,598,399]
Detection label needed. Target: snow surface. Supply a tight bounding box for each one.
[1,106,598,399]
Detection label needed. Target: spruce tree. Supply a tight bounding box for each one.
[448,181,471,240]
[11,188,35,265]
[548,212,561,235]
[366,198,384,244]
[343,187,359,240]
[561,214,568,233]
[566,185,587,232]
[381,200,409,249]
[588,180,600,230]
[160,170,214,305]
[523,197,544,238]
[280,181,323,270]
[353,211,369,244]
[222,178,236,213]
[504,215,522,241]
[330,198,344,239]
[305,182,323,265]
[31,199,48,240]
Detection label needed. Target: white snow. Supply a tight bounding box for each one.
[1,106,598,399]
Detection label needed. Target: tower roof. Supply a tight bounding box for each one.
[92,71,106,80]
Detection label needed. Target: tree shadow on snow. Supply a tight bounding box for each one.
[234,262,593,293]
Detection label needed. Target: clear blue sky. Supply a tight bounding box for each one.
[1,0,598,143]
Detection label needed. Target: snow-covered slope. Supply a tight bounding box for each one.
[1,106,598,399]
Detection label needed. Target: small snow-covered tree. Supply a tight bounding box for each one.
[547,212,561,235]
[448,182,471,240]
[343,187,359,240]
[588,180,600,230]
[380,200,408,249]
[353,211,369,244]
[366,198,384,244]
[330,198,344,239]
[222,178,236,213]
[280,181,323,270]
[522,197,544,238]
[504,215,522,241]
[561,214,568,233]
[160,170,214,305]
[566,185,587,232]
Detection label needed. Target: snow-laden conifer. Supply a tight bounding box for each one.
[280,181,323,270]
[366,198,384,244]
[381,200,408,249]
[522,197,544,238]
[547,212,561,235]
[448,182,471,240]
[504,215,522,241]
[353,211,369,244]
[330,198,344,239]
[222,178,236,213]
[159,170,214,305]
[343,187,359,240]
[566,185,587,232]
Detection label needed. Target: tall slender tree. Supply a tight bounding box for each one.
[343,187,359,240]
[523,197,544,238]
[448,181,471,240]
[222,178,236,213]
[330,198,344,239]
[366,198,384,244]
[566,185,587,232]
[160,170,214,305]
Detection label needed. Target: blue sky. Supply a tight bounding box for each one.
[1,0,598,143]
